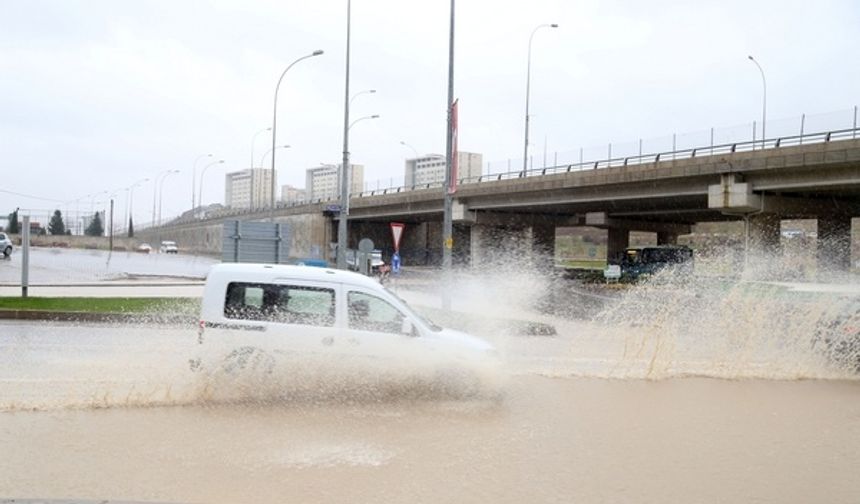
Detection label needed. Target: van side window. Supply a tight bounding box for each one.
[347,291,405,334]
[225,282,335,326]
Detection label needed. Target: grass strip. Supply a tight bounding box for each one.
[0,297,200,314]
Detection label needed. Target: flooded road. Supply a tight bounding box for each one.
[1,318,859,503]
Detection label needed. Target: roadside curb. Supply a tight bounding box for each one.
[0,309,195,324]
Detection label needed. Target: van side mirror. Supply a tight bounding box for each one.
[401,318,416,336]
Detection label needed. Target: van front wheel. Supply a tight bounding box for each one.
[221,346,275,375]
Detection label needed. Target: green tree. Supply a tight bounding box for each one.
[48,209,66,235]
[7,210,19,234]
[127,216,134,238]
[85,212,104,237]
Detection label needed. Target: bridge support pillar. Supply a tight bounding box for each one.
[607,228,630,264]
[469,224,531,270]
[817,215,852,274]
[531,223,556,272]
[657,231,678,245]
[746,214,781,256]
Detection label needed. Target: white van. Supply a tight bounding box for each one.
[195,263,500,395]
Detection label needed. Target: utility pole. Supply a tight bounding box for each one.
[441,0,455,308]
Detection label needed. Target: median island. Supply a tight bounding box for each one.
[0,297,200,322]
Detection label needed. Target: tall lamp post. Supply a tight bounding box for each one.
[191,153,212,212]
[197,160,225,218]
[152,169,178,227]
[521,23,558,174]
[270,50,324,220]
[400,141,420,188]
[399,140,419,159]
[125,178,149,236]
[259,145,290,208]
[250,127,272,208]
[441,0,456,281]
[748,55,767,148]
[157,170,180,225]
[259,145,291,168]
[337,112,379,268]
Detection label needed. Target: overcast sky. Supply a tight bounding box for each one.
[1,0,858,226]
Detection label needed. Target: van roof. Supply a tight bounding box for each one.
[207,262,383,289]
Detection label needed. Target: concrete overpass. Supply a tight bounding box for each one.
[141,127,860,272]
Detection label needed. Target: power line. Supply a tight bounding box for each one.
[0,188,66,203]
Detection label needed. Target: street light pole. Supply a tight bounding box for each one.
[260,145,291,169]
[192,153,212,212]
[337,0,354,270]
[126,178,149,236]
[522,23,558,175]
[271,50,324,221]
[250,127,272,209]
[197,160,225,217]
[399,140,419,159]
[748,55,767,148]
[442,0,456,280]
[158,170,179,225]
[152,169,173,227]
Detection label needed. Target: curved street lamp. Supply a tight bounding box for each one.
[250,127,272,169]
[270,49,324,219]
[152,169,178,227]
[125,178,149,235]
[197,160,225,218]
[748,55,767,148]
[522,23,558,174]
[259,144,292,171]
[350,89,376,106]
[399,140,420,159]
[349,114,379,131]
[158,170,180,225]
[191,153,213,210]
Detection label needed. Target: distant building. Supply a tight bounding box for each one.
[404,152,482,188]
[224,168,276,209]
[281,185,307,204]
[305,164,364,202]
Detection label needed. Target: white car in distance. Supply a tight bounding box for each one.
[0,232,12,258]
[159,240,178,254]
[194,263,501,398]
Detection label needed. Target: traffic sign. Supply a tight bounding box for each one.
[390,222,405,252]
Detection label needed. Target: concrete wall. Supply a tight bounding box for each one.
[137,213,331,259]
[5,234,142,251]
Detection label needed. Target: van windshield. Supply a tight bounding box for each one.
[384,286,443,332]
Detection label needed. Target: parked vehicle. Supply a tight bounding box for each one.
[136,242,152,254]
[0,232,12,257]
[617,245,693,280]
[193,263,500,395]
[346,248,385,273]
[159,240,178,254]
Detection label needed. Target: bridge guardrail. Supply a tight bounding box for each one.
[151,125,859,229]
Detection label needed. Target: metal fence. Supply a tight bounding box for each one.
[145,106,859,226]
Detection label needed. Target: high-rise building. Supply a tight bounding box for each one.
[224,168,276,209]
[305,164,364,202]
[404,152,482,188]
[280,184,306,204]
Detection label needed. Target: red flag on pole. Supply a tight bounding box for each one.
[448,99,459,195]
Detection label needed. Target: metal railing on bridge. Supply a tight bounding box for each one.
[152,107,859,227]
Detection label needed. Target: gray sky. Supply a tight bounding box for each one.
[1,0,858,226]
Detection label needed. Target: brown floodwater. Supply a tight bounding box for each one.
[1,273,859,503]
